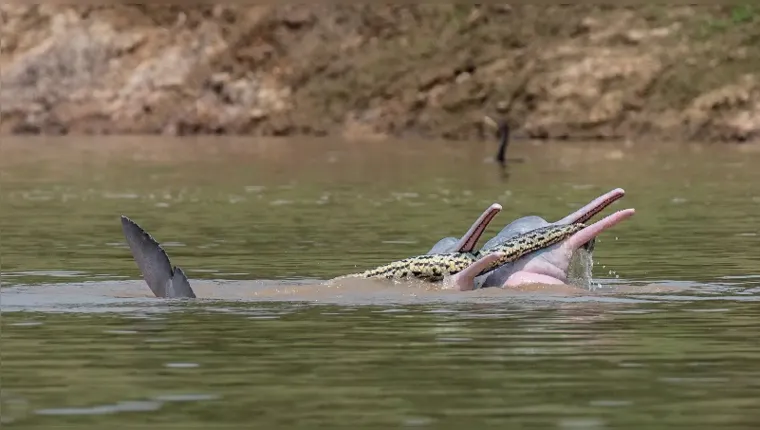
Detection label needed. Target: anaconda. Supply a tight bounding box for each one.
[344,222,585,282]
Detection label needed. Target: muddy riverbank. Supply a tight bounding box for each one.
[2,5,759,142]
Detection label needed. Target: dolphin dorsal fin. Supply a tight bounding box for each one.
[120,216,196,299]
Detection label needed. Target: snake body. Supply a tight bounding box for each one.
[345,223,585,282]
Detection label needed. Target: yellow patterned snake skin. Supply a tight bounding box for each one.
[344,223,585,282]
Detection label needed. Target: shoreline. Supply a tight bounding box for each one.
[2,5,759,143]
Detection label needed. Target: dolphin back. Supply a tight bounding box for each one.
[120,216,196,299]
[427,237,460,254]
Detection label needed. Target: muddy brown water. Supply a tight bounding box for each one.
[2,136,760,428]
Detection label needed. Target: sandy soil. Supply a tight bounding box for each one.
[2,5,759,142]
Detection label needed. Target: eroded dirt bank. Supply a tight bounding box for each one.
[2,5,760,142]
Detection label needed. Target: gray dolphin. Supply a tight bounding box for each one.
[481,188,625,288]
[427,203,502,254]
[429,188,626,289]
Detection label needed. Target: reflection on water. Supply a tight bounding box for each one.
[2,136,760,428]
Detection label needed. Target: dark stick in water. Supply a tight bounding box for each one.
[484,115,511,168]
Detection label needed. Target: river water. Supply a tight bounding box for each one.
[2,136,760,428]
